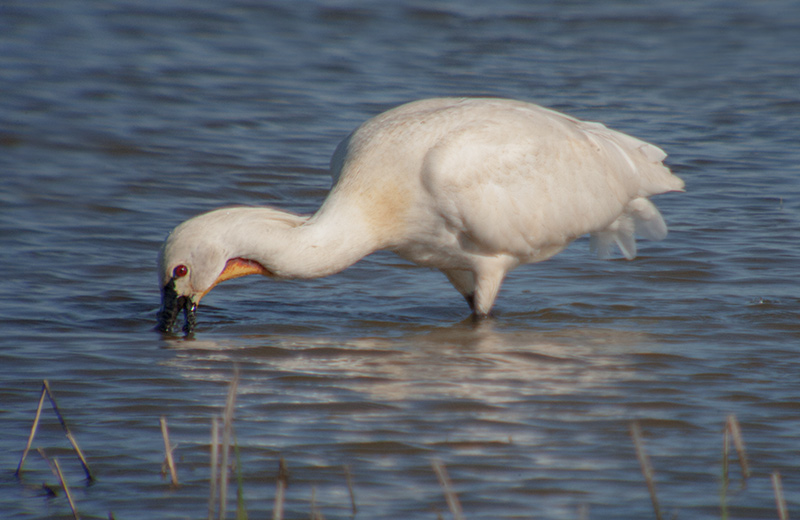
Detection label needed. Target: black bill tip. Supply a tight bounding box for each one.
[156,279,196,335]
[182,299,197,335]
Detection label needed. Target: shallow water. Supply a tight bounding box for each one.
[2,1,800,518]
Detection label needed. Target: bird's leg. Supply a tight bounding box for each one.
[442,267,504,318]
[464,292,476,312]
[470,308,493,323]
[461,292,495,322]
[442,269,477,313]
[470,263,509,318]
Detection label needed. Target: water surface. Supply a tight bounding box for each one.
[1,1,799,518]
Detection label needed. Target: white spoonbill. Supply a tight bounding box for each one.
[157,97,683,333]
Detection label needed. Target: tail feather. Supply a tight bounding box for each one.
[590,198,668,260]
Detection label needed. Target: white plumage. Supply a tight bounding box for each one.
[157,97,683,333]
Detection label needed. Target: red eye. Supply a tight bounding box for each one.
[173,265,188,278]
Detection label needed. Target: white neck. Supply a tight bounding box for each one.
[218,204,379,280]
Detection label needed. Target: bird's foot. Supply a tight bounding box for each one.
[470,310,493,324]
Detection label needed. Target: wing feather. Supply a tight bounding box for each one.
[421,101,680,261]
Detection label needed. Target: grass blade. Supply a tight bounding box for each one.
[720,422,730,520]
[209,417,220,520]
[15,382,47,477]
[234,438,248,520]
[272,458,288,520]
[432,458,465,520]
[772,472,789,520]
[219,370,240,520]
[630,421,663,520]
[726,415,750,480]
[160,416,179,486]
[54,457,80,520]
[44,381,93,482]
[344,464,357,518]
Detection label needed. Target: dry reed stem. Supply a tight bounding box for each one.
[209,416,220,520]
[722,422,730,483]
[17,381,93,482]
[721,424,730,519]
[44,381,93,481]
[36,447,62,498]
[344,464,357,517]
[432,459,465,520]
[630,421,663,520]
[36,447,58,478]
[772,472,789,520]
[233,439,248,520]
[272,458,288,520]
[53,457,80,520]
[310,486,324,520]
[160,416,179,486]
[15,382,47,477]
[726,415,750,480]
[219,370,240,520]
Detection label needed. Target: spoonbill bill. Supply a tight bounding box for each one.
[157,97,683,334]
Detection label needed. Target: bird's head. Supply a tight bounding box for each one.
[155,207,307,335]
[155,208,273,335]
[156,216,226,335]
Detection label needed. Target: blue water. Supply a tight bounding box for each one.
[2,1,800,518]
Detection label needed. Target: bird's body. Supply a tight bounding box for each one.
[157,98,683,333]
